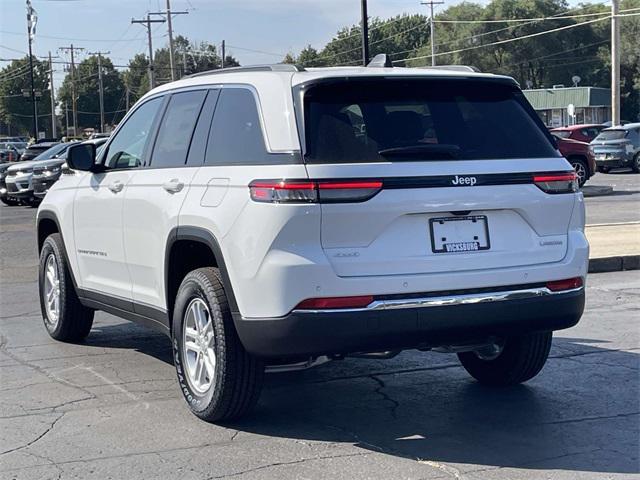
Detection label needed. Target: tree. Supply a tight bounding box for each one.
[0,57,52,136]
[58,55,126,131]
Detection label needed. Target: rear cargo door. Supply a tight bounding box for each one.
[301,77,577,277]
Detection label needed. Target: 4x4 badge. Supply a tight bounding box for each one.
[451,175,477,186]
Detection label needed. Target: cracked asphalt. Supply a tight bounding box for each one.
[1,204,639,480]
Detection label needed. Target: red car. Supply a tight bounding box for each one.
[551,134,596,187]
[550,124,605,143]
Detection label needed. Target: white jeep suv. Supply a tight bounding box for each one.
[36,59,588,422]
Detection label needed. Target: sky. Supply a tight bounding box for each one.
[1,0,591,92]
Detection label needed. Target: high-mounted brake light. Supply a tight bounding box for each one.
[546,277,583,292]
[294,295,375,310]
[533,171,578,194]
[249,179,383,203]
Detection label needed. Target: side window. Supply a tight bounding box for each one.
[205,88,271,165]
[150,90,207,168]
[104,97,163,169]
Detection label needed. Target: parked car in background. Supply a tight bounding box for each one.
[0,142,27,162]
[0,162,20,206]
[20,142,59,162]
[550,133,595,187]
[550,124,605,143]
[5,143,72,206]
[33,138,107,200]
[591,123,640,173]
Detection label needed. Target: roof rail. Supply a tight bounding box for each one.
[186,64,305,79]
[419,65,480,73]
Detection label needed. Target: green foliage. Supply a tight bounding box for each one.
[57,55,126,130]
[0,57,52,136]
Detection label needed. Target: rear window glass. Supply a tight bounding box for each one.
[594,130,627,141]
[303,79,558,163]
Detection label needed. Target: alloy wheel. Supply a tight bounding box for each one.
[44,253,60,328]
[182,298,216,394]
[572,161,587,187]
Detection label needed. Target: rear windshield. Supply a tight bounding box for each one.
[594,130,627,141]
[303,79,558,163]
[551,130,571,139]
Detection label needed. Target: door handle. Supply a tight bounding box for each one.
[162,179,184,194]
[108,180,124,193]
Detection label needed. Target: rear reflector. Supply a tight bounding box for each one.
[533,172,578,194]
[250,179,382,203]
[546,277,583,292]
[295,295,375,310]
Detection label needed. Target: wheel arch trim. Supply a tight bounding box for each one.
[36,209,79,289]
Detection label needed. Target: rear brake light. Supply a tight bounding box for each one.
[533,172,578,194]
[249,179,382,203]
[294,295,375,310]
[546,277,583,292]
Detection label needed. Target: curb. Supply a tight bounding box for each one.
[588,255,640,273]
[582,185,614,197]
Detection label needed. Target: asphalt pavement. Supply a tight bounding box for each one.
[1,194,639,480]
[584,169,640,225]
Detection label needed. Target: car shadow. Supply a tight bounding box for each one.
[85,323,639,475]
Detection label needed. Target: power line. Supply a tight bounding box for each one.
[421,1,445,67]
[392,16,610,64]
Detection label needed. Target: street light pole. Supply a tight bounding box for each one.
[611,0,620,126]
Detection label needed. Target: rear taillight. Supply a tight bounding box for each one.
[294,295,375,310]
[249,179,382,204]
[533,172,578,194]
[546,277,583,292]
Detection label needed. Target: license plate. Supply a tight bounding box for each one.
[429,216,490,253]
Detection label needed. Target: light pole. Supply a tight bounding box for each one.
[611,0,620,126]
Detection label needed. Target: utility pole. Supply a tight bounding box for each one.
[149,1,188,82]
[421,1,444,66]
[132,14,166,89]
[182,46,188,77]
[64,101,69,136]
[48,51,57,138]
[221,40,225,69]
[360,0,370,65]
[611,0,620,126]
[88,51,110,133]
[59,44,84,136]
[26,0,37,139]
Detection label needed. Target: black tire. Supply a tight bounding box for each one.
[38,233,94,342]
[172,267,264,422]
[569,158,589,187]
[457,332,552,386]
[597,166,610,174]
[0,196,20,206]
[632,153,640,173]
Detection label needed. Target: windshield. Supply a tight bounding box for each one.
[551,130,571,139]
[594,130,627,141]
[32,143,68,161]
[303,79,557,163]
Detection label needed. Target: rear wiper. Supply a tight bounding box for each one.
[378,144,461,160]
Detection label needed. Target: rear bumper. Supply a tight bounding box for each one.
[595,154,632,168]
[234,285,585,359]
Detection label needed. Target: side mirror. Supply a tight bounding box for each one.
[66,143,97,172]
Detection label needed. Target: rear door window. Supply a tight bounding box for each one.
[303,79,558,163]
[150,90,208,168]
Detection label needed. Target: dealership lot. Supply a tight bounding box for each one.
[1,187,639,479]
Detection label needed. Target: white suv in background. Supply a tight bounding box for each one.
[36,57,588,422]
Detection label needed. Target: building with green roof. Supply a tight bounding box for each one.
[522,86,611,127]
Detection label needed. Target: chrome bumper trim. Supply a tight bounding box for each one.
[292,286,584,314]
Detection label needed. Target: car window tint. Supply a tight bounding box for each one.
[151,90,207,168]
[304,79,557,163]
[105,97,163,169]
[205,88,271,165]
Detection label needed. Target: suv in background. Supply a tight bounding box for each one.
[36,59,587,422]
[550,124,605,143]
[32,138,107,200]
[550,133,596,187]
[591,123,640,173]
[20,142,59,162]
